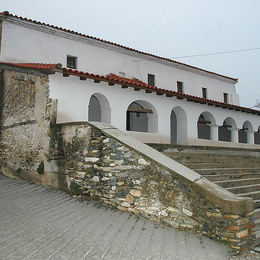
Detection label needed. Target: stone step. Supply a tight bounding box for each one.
[255,232,260,247]
[254,208,260,220]
[164,152,260,162]
[169,157,259,165]
[214,177,260,189]
[204,173,260,182]
[196,168,260,175]
[226,184,260,194]
[183,162,260,170]
[256,219,260,247]
[255,219,260,230]
[239,190,260,201]
[163,150,260,158]
[254,199,260,209]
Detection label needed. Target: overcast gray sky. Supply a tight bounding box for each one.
[1,0,260,108]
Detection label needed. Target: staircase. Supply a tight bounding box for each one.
[149,144,260,245]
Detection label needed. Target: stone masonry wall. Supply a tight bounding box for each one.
[0,69,55,186]
[51,122,255,251]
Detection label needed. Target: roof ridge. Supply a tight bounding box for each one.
[0,11,238,82]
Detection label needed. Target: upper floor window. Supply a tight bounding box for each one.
[223,93,228,103]
[177,81,183,93]
[148,74,155,86]
[119,72,125,78]
[202,87,207,99]
[67,55,77,69]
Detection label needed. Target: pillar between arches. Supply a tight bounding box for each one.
[210,125,219,141]
[246,131,254,144]
[231,129,239,143]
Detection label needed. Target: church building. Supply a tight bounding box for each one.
[1,11,259,147]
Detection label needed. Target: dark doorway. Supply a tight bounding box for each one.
[170,110,177,144]
[88,95,101,122]
[126,102,148,132]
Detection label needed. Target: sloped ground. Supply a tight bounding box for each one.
[0,174,257,260]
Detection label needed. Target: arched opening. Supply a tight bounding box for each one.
[238,128,247,143]
[170,106,187,145]
[218,117,236,142]
[197,112,216,140]
[126,100,157,133]
[89,96,101,122]
[198,114,210,139]
[170,110,177,144]
[255,126,260,145]
[239,121,252,144]
[88,93,111,123]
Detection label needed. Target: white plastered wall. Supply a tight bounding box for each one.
[49,73,260,147]
[1,20,239,105]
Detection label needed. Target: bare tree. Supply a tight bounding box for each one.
[251,99,260,110]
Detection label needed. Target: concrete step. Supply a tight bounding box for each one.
[239,190,260,201]
[255,232,260,247]
[254,199,260,209]
[226,184,260,194]
[255,219,260,230]
[204,173,260,182]
[196,168,260,175]
[184,162,260,170]
[214,177,260,188]
[164,152,260,162]
[255,208,260,220]
[168,157,260,165]
[256,218,260,246]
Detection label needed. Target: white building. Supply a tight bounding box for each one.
[0,11,260,147]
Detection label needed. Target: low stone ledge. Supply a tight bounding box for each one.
[194,177,254,215]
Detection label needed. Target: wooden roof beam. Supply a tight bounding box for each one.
[127,107,153,114]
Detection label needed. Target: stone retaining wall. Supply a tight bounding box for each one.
[50,121,255,251]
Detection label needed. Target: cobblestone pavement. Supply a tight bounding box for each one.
[0,174,259,260]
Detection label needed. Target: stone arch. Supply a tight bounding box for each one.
[88,93,111,123]
[255,126,260,145]
[218,117,237,142]
[126,100,158,133]
[197,111,216,140]
[170,106,187,144]
[239,121,253,144]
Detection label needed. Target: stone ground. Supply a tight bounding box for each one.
[0,174,259,260]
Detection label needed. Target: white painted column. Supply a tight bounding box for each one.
[210,125,219,141]
[231,129,239,143]
[247,131,255,144]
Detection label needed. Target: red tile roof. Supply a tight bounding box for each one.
[0,62,258,115]
[0,62,61,71]
[0,11,238,82]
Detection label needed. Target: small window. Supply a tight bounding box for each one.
[67,55,77,69]
[119,72,125,78]
[148,74,155,86]
[223,93,228,103]
[202,88,207,99]
[177,81,183,93]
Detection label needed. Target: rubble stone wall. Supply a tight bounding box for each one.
[51,122,255,251]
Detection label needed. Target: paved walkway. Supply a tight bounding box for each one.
[0,174,258,260]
